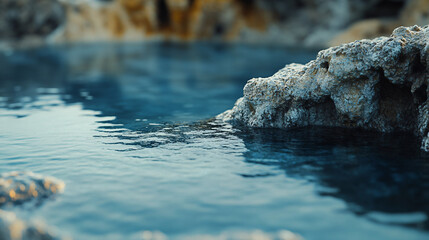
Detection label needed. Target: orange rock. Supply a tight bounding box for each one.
[51,0,273,43]
[330,19,398,47]
[400,0,429,26]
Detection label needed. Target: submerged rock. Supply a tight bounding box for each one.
[0,210,70,240]
[178,230,303,240]
[0,171,65,206]
[137,229,303,240]
[221,25,429,151]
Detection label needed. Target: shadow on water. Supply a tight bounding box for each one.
[236,126,429,230]
[1,43,429,235]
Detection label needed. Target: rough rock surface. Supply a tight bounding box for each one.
[0,171,65,206]
[221,25,429,151]
[0,210,69,240]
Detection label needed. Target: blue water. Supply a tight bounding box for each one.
[0,43,428,240]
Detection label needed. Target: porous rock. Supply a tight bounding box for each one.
[0,171,65,206]
[221,25,429,151]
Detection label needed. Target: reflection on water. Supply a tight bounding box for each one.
[240,128,429,228]
[0,43,428,240]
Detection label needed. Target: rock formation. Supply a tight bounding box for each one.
[220,25,429,151]
[52,0,389,46]
[2,0,427,48]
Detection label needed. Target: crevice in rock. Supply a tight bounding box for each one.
[377,68,417,131]
[398,51,406,63]
[214,23,225,36]
[304,97,338,126]
[377,68,411,101]
[320,61,330,71]
[410,52,426,77]
[238,0,256,10]
[247,101,256,114]
[157,0,171,30]
[322,97,338,121]
[339,115,358,128]
[414,83,428,105]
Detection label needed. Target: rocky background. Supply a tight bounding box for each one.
[0,0,428,48]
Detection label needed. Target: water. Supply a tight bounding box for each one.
[0,43,428,240]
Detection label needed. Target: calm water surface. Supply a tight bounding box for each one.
[0,43,428,239]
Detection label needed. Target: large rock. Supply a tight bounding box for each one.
[221,25,429,151]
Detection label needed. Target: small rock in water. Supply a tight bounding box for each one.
[0,210,70,240]
[0,171,65,206]
[136,229,303,240]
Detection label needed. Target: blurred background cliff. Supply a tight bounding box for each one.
[0,0,428,49]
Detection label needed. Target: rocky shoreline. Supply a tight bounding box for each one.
[220,25,429,151]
